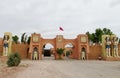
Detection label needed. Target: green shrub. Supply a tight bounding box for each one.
[57,48,64,55]
[57,48,64,59]
[66,51,71,57]
[7,52,21,67]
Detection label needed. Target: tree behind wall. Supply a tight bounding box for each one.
[21,33,26,43]
[12,35,19,44]
[86,28,114,44]
[27,36,31,44]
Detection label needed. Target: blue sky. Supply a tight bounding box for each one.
[0,0,120,39]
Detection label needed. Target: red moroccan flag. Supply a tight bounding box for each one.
[59,27,64,31]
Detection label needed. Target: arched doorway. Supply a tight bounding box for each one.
[81,47,86,60]
[42,43,55,60]
[32,47,39,60]
[64,43,74,59]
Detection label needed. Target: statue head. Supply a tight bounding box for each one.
[113,37,118,41]
[105,37,110,41]
[3,35,9,41]
[115,37,118,41]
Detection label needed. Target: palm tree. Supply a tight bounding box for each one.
[12,35,19,44]
[86,28,114,44]
[103,28,107,34]
[27,36,31,44]
[103,28,113,35]
[57,48,64,59]
[86,31,91,42]
[95,28,103,43]
[21,33,26,43]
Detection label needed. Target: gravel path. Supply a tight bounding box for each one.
[1,59,120,78]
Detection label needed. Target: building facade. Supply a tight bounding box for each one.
[0,32,120,61]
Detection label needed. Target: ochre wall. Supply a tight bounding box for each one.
[0,45,3,56]
[0,43,29,59]
[0,38,3,56]
[12,43,29,59]
[88,44,120,60]
[17,44,105,60]
[0,40,120,60]
[89,45,102,60]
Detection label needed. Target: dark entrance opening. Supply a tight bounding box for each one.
[42,43,54,60]
[44,49,51,56]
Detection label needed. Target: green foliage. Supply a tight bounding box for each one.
[66,50,71,57]
[86,28,114,43]
[21,33,31,44]
[21,33,26,43]
[27,36,31,44]
[24,35,27,43]
[7,52,21,67]
[12,35,19,44]
[119,39,120,43]
[103,28,113,35]
[86,32,91,41]
[57,48,64,59]
[57,48,64,55]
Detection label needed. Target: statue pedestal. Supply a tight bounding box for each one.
[105,57,120,61]
[115,57,120,61]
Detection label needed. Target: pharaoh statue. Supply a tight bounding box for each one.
[3,35,9,56]
[112,37,119,57]
[81,47,86,60]
[105,37,111,57]
[33,47,38,60]
[3,32,12,56]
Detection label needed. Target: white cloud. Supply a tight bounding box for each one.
[0,0,120,38]
[110,0,120,7]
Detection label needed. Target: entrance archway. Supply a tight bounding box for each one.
[42,43,54,60]
[81,47,86,60]
[64,43,74,59]
[29,33,89,60]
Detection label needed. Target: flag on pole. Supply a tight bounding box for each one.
[59,27,64,31]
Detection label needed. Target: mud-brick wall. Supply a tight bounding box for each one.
[88,45,102,60]
[118,45,120,55]
[12,43,29,59]
[0,38,3,56]
[88,44,120,60]
[0,45,3,56]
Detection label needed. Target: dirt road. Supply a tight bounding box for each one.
[1,60,120,78]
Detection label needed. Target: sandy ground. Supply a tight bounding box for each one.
[1,58,120,78]
[0,59,28,78]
